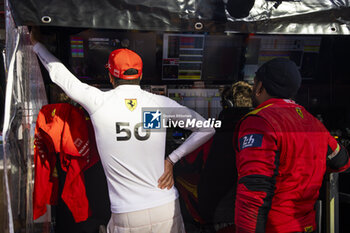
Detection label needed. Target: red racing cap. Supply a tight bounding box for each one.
[106,48,143,80]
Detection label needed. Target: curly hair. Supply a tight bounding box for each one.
[222,81,253,108]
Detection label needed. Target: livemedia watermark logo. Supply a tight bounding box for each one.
[143,110,162,129]
[142,108,221,131]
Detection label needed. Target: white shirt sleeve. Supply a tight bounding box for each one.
[33,42,104,114]
[165,98,215,163]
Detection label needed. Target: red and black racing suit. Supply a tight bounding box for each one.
[234,98,350,233]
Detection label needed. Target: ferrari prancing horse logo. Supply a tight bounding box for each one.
[125,99,137,111]
[296,107,304,119]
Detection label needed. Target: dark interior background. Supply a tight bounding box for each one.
[19,26,350,233]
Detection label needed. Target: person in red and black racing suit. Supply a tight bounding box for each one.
[234,58,350,233]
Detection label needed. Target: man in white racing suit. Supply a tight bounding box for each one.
[31,30,215,233]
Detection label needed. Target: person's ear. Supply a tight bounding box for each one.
[255,80,263,96]
[109,73,114,85]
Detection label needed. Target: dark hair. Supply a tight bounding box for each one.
[113,77,141,86]
[111,68,141,87]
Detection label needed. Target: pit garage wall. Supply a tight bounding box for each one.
[7,0,350,35]
[2,1,48,232]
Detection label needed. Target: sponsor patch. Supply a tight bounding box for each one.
[239,134,263,150]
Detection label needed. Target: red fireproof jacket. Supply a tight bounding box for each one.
[234,98,350,233]
[33,103,99,222]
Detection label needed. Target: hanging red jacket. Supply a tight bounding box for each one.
[234,98,350,233]
[33,103,100,222]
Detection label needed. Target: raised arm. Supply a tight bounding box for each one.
[30,30,103,114]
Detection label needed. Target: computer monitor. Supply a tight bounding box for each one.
[243,35,322,83]
[162,33,244,82]
[69,29,157,83]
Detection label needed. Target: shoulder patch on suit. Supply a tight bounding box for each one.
[239,134,263,150]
